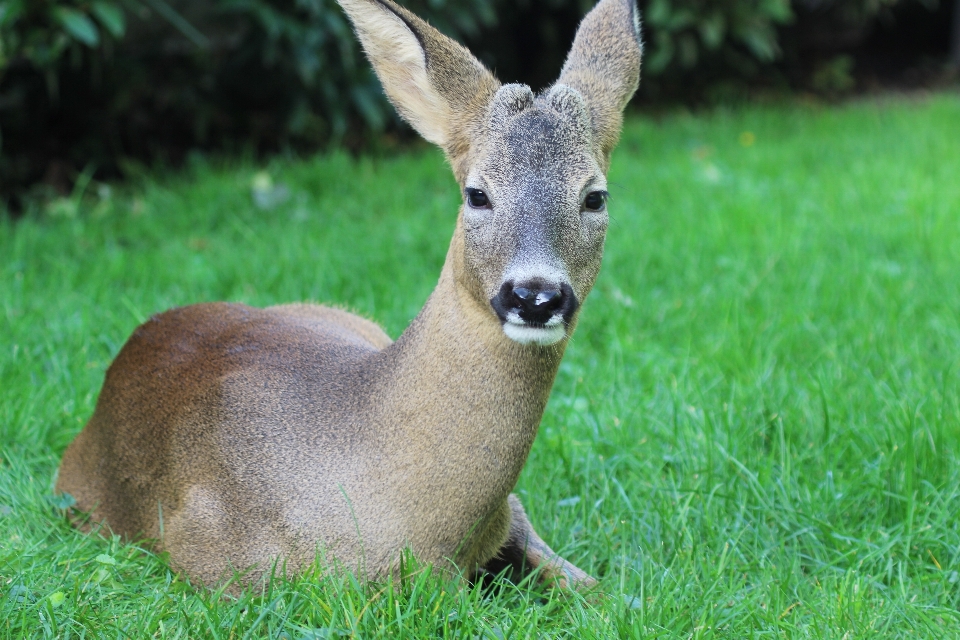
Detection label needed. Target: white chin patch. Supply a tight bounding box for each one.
[502,321,566,346]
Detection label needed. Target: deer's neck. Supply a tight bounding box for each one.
[370,235,566,500]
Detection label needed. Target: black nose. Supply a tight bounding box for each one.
[491,280,579,326]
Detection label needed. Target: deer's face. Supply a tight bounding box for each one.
[459,84,609,346]
[339,0,640,345]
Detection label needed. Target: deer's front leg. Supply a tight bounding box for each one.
[483,493,597,589]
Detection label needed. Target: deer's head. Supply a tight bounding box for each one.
[340,0,642,345]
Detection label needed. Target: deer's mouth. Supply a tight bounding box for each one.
[501,313,566,346]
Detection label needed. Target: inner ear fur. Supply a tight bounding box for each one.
[556,0,643,171]
[338,0,500,181]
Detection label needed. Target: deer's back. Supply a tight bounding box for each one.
[57,302,396,584]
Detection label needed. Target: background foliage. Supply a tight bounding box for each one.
[0,0,954,210]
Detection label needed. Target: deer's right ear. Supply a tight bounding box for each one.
[338,0,499,173]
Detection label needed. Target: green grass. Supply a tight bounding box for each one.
[3,92,960,637]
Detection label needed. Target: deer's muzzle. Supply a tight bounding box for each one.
[490,280,579,346]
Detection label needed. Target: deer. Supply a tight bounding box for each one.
[56,0,642,590]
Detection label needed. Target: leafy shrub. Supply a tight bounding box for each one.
[0,1,127,205]
[211,0,496,141]
[0,0,938,212]
[632,0,796,100]
[0,0,126,84]
[643,0,793,74]
[0,0,151,197]
[0,0,506,210]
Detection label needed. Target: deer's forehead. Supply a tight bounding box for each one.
[480,109,595,187]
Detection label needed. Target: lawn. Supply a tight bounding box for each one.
[2,93,960,638]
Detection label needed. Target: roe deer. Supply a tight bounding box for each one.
[56,0,642,589]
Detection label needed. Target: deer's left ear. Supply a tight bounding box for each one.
[555,0,643,171]
[338,0,501,180]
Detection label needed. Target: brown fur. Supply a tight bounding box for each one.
[56,0,642,590]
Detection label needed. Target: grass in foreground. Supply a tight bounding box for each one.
[2,93,960,638]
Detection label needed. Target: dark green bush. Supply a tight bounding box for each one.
[629,0,796,100]
[0,0,496,208]
[644,0,792,73]
[0,0,126,83]
[0,0,146,199]
[0,0,940,211]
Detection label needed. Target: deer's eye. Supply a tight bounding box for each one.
[583,191,607,212]
[465,188,490,209]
